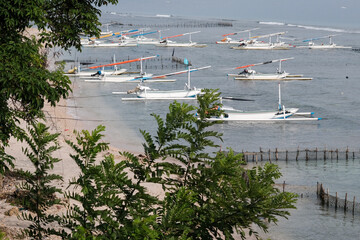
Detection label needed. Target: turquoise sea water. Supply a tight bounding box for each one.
[62,13,360,239]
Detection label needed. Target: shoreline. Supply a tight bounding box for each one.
[0,27,148,238]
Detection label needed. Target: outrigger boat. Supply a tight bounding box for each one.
[81,29,140,47]
[231,32,293,50]
[82,55,175,82]
[227,58,312,81]
[100,24,113,35]
[66,55,157,78]
[81,40,137,47]
[113,60,211,100]
[207,83,321,122]
[156,31,207,47]
[65,55,127,77]
[298,35,351,49]
[216,28,259,44]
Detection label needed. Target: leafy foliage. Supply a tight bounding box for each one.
[0,0,119,145]
[15,90,296,239]
[137,89,297,239]
[0,149,15,177]
[18,122,63,240]
[61,125,160,239]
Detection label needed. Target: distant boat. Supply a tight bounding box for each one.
[83,55,162,82]
[231,32,293,50]
[82,41,137,47]
[298,35,351,49]
[114,60,211,100]
[156,31,207,48]
[100,24,113,35]
[227,58,312,81]
[65,55,157,78]
[216,28,259,44]
[81,29,140,47]
[206,83,321,122]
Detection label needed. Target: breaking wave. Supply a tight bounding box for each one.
[259,21,360,34]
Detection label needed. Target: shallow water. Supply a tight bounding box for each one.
[62,13,360,239]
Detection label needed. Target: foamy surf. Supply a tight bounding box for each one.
[259,21,360,34]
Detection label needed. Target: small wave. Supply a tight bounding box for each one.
[259,21,360,34]
[259,21,285,26]
[295,25,349,33]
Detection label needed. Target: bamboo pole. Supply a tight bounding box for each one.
[275,148,278,161]
[283,181,285,192]
[336,149,338,160]
[345,193,348,211]
[316,182,319,195]
[268,149,271,163]
[327,188,330,207]
[306,149,309,161]
[353,196,356,215]
[335,192,338,210]
[296,148,299,161]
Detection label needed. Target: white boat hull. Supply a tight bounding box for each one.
[231,41,292,50]
[228,72,312,81]
[207,108,321,121]
[83,73,154,82]
[156,42,207,47]
[231,45,291,50]
[230,73,289,80]
[65,69,128,77]
[136,89,201,99]
[82,42,137,47]
[224,108,298,120]
[86,78,175,83]
[216,40,244,45]
[297,44,351,49]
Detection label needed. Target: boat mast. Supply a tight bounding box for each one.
[329,35,333,45]
[113,54,117,71]
[187,66,191,89]
[278,60,282,73]
[278,82,282,111]
[184,58,191,89]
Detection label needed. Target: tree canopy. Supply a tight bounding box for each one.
[0,0,118,145]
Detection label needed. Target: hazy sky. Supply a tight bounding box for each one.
[101,0,360,28]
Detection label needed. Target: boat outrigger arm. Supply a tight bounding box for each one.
[303,35,338,45]
[251,32,286,43]
[88,55,159,70]
[234,57,294,73]
[134,65,211,81]
[162,31,201,43]
[222,28,260,38]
